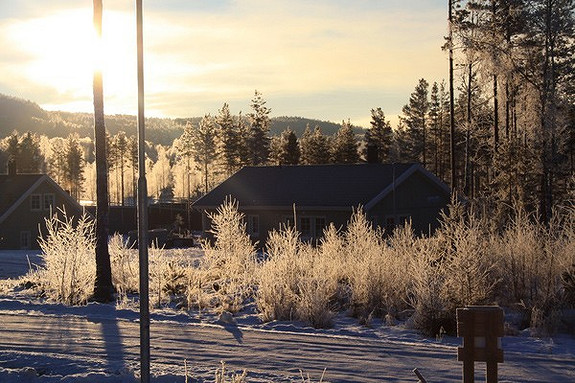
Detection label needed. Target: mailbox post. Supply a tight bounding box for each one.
[456,306,504,383]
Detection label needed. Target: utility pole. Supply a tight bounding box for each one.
[136,0,150,382]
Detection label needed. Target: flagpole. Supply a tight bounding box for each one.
[136,0,150,382]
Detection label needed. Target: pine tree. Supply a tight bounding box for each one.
[64,133,85,201]
[363,107,393,163]
[246,90,271,166]
[192,115,218,194]
[401,79,430,165]
[236,112,251,168]
[111,131,129,206]
[92,0,114,303]
[300,125,331,165]
[271,128,300,165]
[10,132,43,173]
[216,103,240,175]
[331,120,360,164]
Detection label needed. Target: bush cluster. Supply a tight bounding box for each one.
[24,200,575,336]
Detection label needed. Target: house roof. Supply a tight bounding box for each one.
[0,173,83,224]
[193,163,451,211]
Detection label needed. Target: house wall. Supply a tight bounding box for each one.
[0,181,85,250]
[200,208,351,247]
[368,171,450,235]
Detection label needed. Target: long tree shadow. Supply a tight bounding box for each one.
[88,308,127,372]
[220,322,244,344]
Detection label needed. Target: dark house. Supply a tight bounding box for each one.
[0,167,85,250]
[193,163,452,243]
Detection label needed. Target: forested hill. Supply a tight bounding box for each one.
[0,94,361,146]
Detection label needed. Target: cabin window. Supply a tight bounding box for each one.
[314,217,326,237]
[20,231,31,249]
[43,193,55,211]
[300,217,311,236]
[284,216,295,228]
[247,215,259,236]
[30,194,41,211]
[384,214,411,234]
[385,217,395,234]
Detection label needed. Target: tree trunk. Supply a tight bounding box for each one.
[448,0,457,191]
[92,0,114,302]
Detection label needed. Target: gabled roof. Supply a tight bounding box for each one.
[193,163,451,211]
[0,173,83,224]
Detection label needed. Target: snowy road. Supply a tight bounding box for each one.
[1,310,574,382]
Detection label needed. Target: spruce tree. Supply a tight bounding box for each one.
[192,114,218,194]
[401,79,429,166]
[64,133,85,201]
[300,125,331,165]
[331,120,360,164]
[246,90,271,166]
[216,103,240,176]
[18,132,42,173]
[272,128,300,165]
[364,108,393,163]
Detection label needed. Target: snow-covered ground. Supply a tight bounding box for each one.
[1,250,574,382]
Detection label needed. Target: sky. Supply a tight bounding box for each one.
[0,1,449,128]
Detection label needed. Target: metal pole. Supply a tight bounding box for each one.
[136,0,150,382]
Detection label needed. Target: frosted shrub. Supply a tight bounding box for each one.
[439,208,498,309]
[109,234,138,296]
[555,207,575,306]
[35,209,96,305]
[343,209,385,319]
[316,224,349,309]
[408,236,449,336]
[385,221,419,315]
[257,227,302,322]
[257,227,336,328]
[494,207,546,307]
[202,199,257,313]
[334,209,413,321]
[148,245,190,308]
[294,245,336,328]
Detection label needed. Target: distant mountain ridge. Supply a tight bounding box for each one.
[0,94,364,146]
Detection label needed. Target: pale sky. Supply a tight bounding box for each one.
[0,1,449,128]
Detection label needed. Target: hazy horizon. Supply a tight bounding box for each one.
[0,1,448,128]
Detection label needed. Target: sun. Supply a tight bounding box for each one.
[6,8,136,112]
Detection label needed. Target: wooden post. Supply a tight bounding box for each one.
[457,306,504,383]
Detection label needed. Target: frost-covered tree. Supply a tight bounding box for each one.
[363,108,393,163]
[63,133,85,201]
[400,79,429,165]
[331,120,360,164]
[270,128,300,165]
[246,90,271,165]
[216,103,241,176]
[192,115,218,194]
[300,125,331,165]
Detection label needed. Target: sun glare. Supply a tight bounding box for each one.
[7,8,136,112]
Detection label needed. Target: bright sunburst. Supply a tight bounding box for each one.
[6,8,136,112]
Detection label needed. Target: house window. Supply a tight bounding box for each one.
[247,215,259,236]
[284,216,295,229]
[314,217,326,237]
[385,217,395,234]
[43,193,55,211]
[20,231,31,249]
[384,214,411,234]
[30,194,41,211]
[300,217,311,237]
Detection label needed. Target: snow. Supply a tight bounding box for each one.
[1,250,575,382]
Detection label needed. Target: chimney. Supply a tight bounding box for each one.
[366,143,380,164]
[7,157,16,176]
